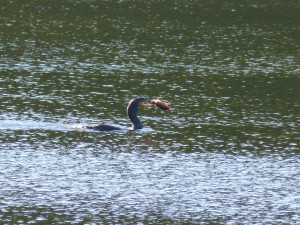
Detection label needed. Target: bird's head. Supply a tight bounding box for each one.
[127,98,146,110]
[127,98,152,115]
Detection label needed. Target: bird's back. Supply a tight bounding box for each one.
[84,123,123,131]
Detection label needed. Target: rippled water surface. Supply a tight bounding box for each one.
[1,0,300,224]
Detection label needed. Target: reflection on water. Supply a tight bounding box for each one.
[1,0,300,224]
[1,145,300,224]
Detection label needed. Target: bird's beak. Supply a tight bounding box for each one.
[140,100,151,109]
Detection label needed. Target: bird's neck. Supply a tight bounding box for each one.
[127,107,143,130]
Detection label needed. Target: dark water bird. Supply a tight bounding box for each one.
[83,97,170,132]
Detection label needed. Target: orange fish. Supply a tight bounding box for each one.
[150,99,170,110]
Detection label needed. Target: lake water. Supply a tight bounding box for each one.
[1,0,300,224]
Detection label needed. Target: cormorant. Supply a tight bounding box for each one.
[84,97,168,131]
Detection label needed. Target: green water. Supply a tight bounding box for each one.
[1,0,300,224]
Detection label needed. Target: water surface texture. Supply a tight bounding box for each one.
[1,0,300,224]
